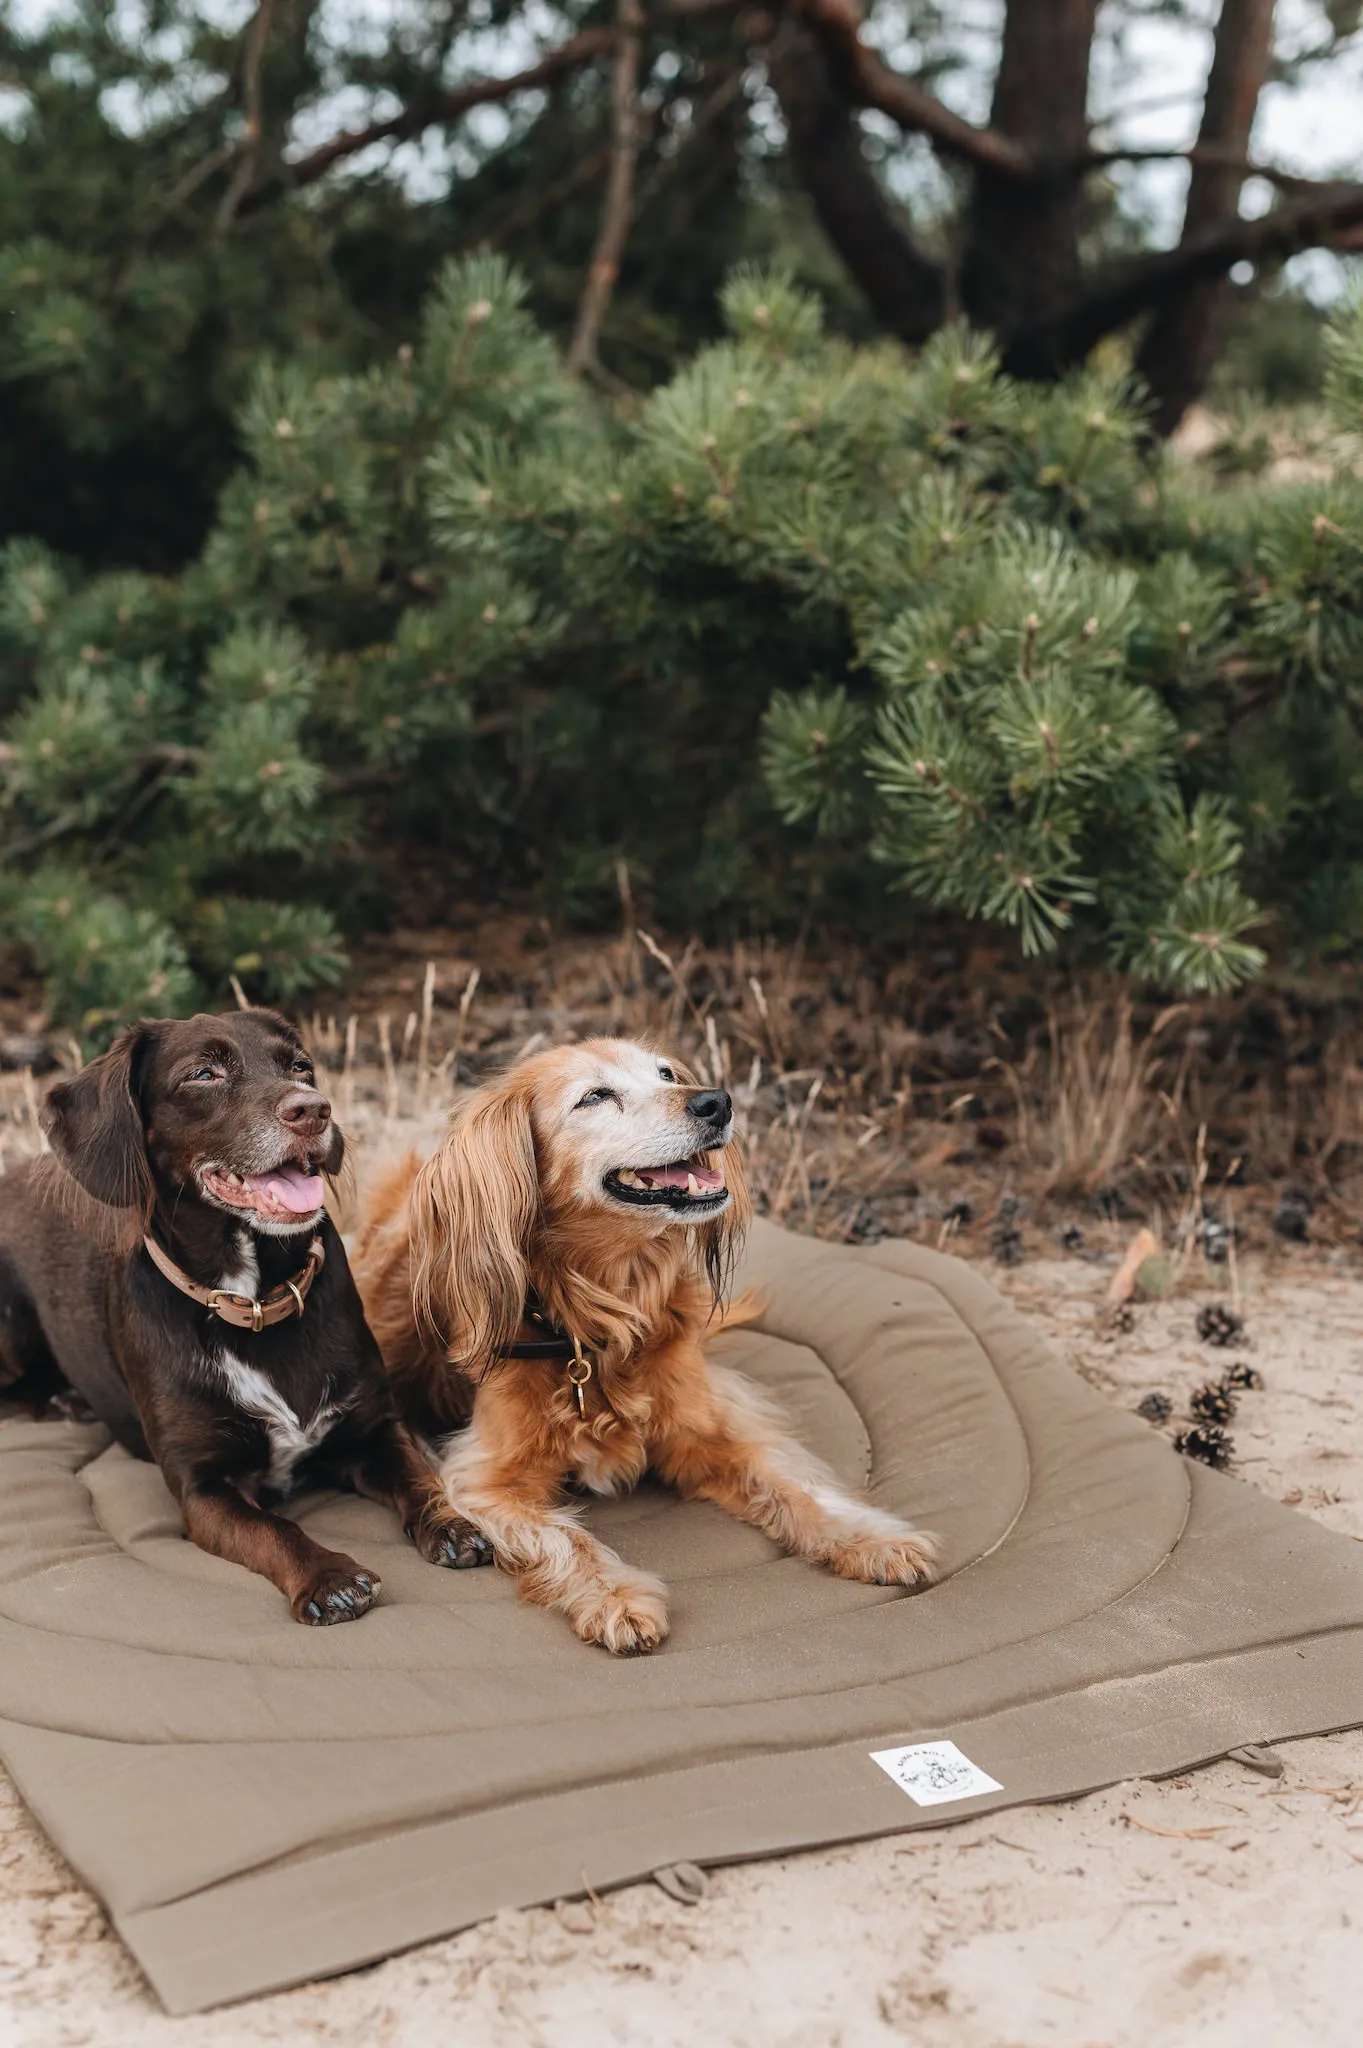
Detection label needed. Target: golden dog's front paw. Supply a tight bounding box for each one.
[827,1527,941,1590]
[573,1574,671,1655]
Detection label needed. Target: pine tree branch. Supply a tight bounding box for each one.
[0,806,85,867]
[788,0,1036,181]
[570,0,647,377]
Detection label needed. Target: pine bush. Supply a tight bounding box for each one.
[4,259,1363,1039]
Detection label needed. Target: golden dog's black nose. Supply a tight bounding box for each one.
[277,1087,331,1139]
[686,1089,731,1124]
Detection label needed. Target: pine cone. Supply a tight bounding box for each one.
[1273,1188,1312,1242]
[1201,1217,1230,1264]
[1222,1360,1264,1392]
[1190,1381,1236,1426]
[986,1204,1019,1253]
[1136,1391,1172,1424]
[1196,1302,1245,1347]
[1173,1424,1233,1470]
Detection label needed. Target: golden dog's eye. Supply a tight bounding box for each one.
[658,1065,676,1083]
[574,1086,617,1110]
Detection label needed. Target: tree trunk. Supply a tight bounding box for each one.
[959,0,1098,374]
[768,18,945,345]
[1136,0,1277,432]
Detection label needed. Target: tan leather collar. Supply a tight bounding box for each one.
[143,1232,325,1333]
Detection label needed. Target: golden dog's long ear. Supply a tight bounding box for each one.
[411,1081,539,1376]
[701,1117,751,1310]
[660,1049,751,1308]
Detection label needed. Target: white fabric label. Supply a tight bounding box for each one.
[869,1741,1003,1807]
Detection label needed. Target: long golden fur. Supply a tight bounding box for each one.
[354,1037,939,1653]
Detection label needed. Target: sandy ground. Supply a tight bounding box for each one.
[2,1152,1362,2045]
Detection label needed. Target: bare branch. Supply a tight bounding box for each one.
[1080,143,1327,196]
[477,144,613,249]
[769,15,945,343]
[472,102,665,250]
[632,65,745,213]
[961,0,1099,365]
[570,0,647,377]
[1135,0,1278,430]
[242,0,748,210]
[217,0,278,227]
[250,27,617,204]
[160,138,246,222]
[791,0,1035,181]
[1051,182,1363,363]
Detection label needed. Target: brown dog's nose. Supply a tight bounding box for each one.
[686,1088,731,1126]
[277,1087,332,1139]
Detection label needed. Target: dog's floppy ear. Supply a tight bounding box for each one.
[411,1078,540,1377]
[41,1024,160,1215]
[662,1048,751,1306]
[701,1124,750,1308]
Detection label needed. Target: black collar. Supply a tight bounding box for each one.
[494,1288,579,1361]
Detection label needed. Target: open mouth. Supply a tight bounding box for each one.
[200,1163,326,1223]
[604,1155,728,1213]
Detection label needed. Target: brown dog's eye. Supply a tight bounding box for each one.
[291,1057,313,1077]
[186,1066,221,1085]
[658,1066,676,1084]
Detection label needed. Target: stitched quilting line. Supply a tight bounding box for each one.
[744,1234,1191,1628]
[850,1238,1193,1608]
[0,1245,1186,1712]
[4,1605,1363,1763]
[78,1621,1363,1936]
[0,1246,1190,1690]
[746,1236,1033,1564]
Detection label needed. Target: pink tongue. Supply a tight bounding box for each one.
[638,1161,725,1192]
[247,1166,324,1214]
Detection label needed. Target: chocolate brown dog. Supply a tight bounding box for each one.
[0,1008,490,1622]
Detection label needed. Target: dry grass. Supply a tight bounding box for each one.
[312,921,1363,1256]
[2,922,1359,1264]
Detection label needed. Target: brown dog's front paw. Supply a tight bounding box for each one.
[407,1514,495,1571]
[292,1559,381,1624]
[828,1528,941,1590]
[573,1576,670,1655]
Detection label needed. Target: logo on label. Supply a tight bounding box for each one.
[869,1740,1003,1807]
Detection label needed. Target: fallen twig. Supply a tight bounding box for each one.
[1120,1813,1231,1840]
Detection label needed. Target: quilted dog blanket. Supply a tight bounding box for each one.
[2,1221,1361,2012]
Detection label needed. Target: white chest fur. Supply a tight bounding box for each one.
[208,1348,341,1493]
[217,1231,260,1300]
[203,1236,340,1492]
